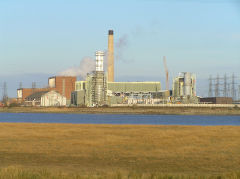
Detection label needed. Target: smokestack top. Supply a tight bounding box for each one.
[108,30,114,35]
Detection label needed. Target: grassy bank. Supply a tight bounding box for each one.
[0,106,240,115]
[0,123,240,178]
[0,167,240,179]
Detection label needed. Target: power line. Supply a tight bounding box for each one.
[231,73,237,100]
[223,74,227,97]
[208,75,213,97]
[208,73,239,101]
[2,82,8,104]
[215,74,220,97]
[238,85,240,101]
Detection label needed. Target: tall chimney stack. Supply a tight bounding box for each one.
[108,30,114,82]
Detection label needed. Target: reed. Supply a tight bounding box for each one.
[0,124,240,177]
[0,167,240,179]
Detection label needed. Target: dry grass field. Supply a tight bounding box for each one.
[0,123,240,178]
[1,106,240,115]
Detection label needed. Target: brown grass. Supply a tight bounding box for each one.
[0,106,240,115]
[0,123,240,177]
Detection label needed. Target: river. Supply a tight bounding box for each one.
[0,113,240,125]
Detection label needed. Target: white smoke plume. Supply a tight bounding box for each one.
[58,57,95,80]
[58,34,132,79]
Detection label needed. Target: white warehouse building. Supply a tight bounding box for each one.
[41,91,66,107]
[25,91,66,107]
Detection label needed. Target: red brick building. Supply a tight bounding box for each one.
[48,76,76,100]
[17,88,50,103]
[200,97,233,104]
[17,76,76,104]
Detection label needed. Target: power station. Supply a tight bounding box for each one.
[14,29,240,107]
[172,72,198,104]
[70,30,197,107]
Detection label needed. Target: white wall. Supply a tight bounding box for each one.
[41,91,66,107]
[48,78,56,88]
[17,89,22,98]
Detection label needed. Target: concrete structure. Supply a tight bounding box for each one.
[200,97,233,104]
[108,30,114,82]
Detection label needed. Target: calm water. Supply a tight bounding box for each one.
[0,113,239,125]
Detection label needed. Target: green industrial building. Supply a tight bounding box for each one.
[71,80,162,107]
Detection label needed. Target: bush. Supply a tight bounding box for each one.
[131,104,138,109]
[101,104,109,108]
[234,105,239,110]
[9,103,20,107]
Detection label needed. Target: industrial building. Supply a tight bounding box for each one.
[71,81,165,106]
[172,72,198,103]
[85,51,107,107]
[200,97,233,104]
[70,30,185,107]
[25,91,49,106]
[72,80,164,106]
[107,82,163,105]
[48,76,76,103]
[25,90,66,107]
[17,88,49,103]
[18,29,201,107]
[41,91,66,106]
[17,76,76,106]
[71,51,107,107]
[69,30,168,107]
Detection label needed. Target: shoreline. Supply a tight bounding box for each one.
[0,106,240,115]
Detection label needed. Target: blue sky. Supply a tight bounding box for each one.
[0,0,240,97]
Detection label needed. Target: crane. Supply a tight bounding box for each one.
[163,56,169,90]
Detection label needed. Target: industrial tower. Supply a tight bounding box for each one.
[108,30,114,82]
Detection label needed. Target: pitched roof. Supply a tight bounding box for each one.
[25,91,49,100]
